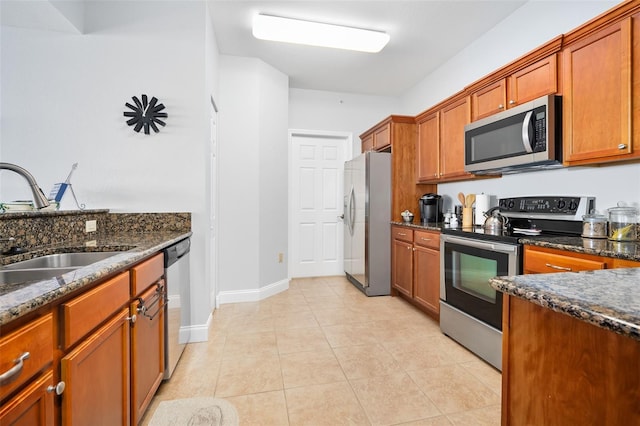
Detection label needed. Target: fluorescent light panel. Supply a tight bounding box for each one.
[252,14,390,53]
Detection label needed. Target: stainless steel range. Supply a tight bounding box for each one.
[439,196,595,370]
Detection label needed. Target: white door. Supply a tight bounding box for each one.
[209,97,219,308]
[290,130,351,278]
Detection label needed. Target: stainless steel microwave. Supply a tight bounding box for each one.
[464,94,562,175]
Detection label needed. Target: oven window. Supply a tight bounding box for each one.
[455,253,498,303]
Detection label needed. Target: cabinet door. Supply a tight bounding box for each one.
[361,133,374,152]
[440,96,471,179]
[413,245,440,318]
[508,54,558,106]
[131,282,165,425]
[0,370,54,426]
[563,18,634,164]
[61,309,131,426]
[373,124,391,151]
[416,112,439,181]
[470,79,506,121]
[392,239,413,297]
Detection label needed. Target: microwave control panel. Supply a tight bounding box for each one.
[499,196,595,219]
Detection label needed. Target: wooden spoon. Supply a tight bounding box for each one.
[466,193,476,207]
[457,192,466,207]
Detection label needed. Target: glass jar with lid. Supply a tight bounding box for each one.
[607,205,638,241]
[582,213,607,239]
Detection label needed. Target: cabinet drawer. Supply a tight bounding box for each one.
[131,253,164,297]
[392,226,414,243]
[525,250,606,274]
[0,314,53,401]
[414,230,440,250]
[62,272,130,349]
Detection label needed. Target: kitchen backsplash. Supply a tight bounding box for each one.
[0,210,191,253]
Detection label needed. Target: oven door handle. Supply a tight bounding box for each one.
[442,235,518,253]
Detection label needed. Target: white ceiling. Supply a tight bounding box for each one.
[1,0,528,97]
[207,0,528,96]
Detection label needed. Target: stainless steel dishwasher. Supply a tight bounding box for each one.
[163,237,191,379]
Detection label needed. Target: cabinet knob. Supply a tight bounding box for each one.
[47,381,66,395]
[0,352,29,384]
[618,144,627,150]
[126,314,137,324]
[509,100,516,105]
[498,104,504,109]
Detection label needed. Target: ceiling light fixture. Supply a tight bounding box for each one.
[252,14,390,53]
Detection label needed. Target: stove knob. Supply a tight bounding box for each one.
[557,199,566,210]
[508,200,515,209]
[569,200,578,211]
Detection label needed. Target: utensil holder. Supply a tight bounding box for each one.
[462,207,473,229]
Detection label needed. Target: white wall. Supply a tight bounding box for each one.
[1,1,215,337]
[289,89,400,158]
[399,0,640,214]
[218,56,289,297]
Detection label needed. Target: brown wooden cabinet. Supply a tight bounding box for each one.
[391,226,414,298]
[524,245,640,274]
[130,254,165,426]
[470,53,559,122]
[61,308,131,426]
[412,230,440,317]
[0,369,55,426]
[501,294,640,425]
[562,13,639,165]
[391,225,440,319]
[360,116,413,153]
[416,93,476,183]
[0,314,54,426]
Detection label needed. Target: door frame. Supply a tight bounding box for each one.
[287,129,353,278]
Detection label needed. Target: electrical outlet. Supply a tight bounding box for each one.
[278,253,284,263]
[85,220,97,233]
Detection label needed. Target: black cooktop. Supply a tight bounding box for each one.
[442,196,593,244]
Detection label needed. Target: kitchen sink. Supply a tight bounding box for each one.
[0,267,80,285]
[2,252,122,270]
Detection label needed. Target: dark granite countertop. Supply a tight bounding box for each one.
[390,221,444,232]
[520,236,640,262]
[0,231,191,326]
[490,268,640,341]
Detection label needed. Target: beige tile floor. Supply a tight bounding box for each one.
[142,276,502,426]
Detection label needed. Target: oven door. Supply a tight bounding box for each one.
[440,234,520,330]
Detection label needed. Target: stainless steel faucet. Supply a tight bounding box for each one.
[0,162,50,209]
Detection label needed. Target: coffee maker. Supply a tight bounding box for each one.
[419,193,443,223]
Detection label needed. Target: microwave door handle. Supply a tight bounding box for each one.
[521,110,534,153]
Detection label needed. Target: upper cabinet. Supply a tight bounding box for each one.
[562,6,640,166]
[360,115,413,153]
[416,92,476,183]
[469,37,562,122]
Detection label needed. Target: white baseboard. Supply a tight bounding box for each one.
[184,311,213,343]
[216,278,290,305]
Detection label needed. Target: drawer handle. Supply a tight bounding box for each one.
[420,238,431,242]
[545,263,572,271]
[397,233,407,236]
[0,352,30,385]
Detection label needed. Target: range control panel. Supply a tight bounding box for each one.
[499,196,595,219]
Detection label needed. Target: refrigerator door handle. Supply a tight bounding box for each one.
[349,186,356,236]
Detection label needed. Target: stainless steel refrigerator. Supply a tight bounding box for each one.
[343,151,391,296]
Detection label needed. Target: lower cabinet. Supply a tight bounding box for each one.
[391,225,441,319]
[524,245,640,273]
[130,279,165,425]
[61,309,131,426]
[0,370,55,426]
